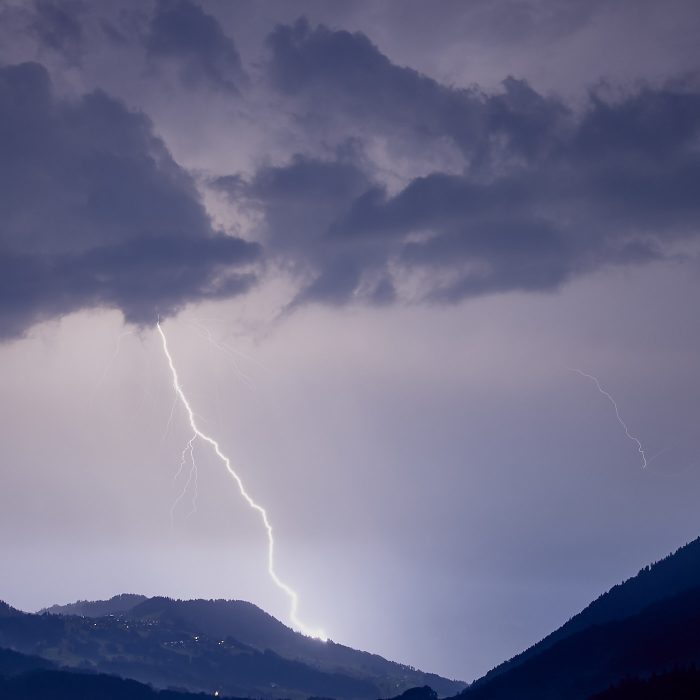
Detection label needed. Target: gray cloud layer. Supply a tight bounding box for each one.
[1,2,699,335]
[216,19,699,306]
[146,0,247,93]
[0,60,258,339]
[30,0,84,65]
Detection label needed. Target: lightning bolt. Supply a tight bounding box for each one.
[163,395,180,440]
[174,435,196,481]
[171,435,198,525]
[188,320,257,390]
[569,367,648,469]
[156,321,327,641]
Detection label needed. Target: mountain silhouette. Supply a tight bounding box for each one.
[456,536,700,699]
[0,647,451,700]
[590,666,700,700]
[0,645,247,700]
[477,536,700,684]
[5,535,700,700]
[0,647,54,677]
[0,595,464,700]
[41,594,148,618]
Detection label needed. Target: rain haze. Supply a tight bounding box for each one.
[1,0,700,683]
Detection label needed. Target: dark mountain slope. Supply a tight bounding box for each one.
[590,666,700,700]
[0,602,24,619]
[130,597,297,655]
[0,606,376,699]
[124,597,462,696]
[42,594,147,618]
[458,584,700,700]
[0,664,243,700]
[0,647,55,677]
[0,655,440,700]
[0,645,247,700]
[0,598,464,700]
[476,537,700,686]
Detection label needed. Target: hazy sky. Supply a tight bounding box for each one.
[1,0,700,682]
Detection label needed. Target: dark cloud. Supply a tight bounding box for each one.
[3,10,700,327]
[0,61,258,340]
[238,155,371,250]
[146,0,246,94]
[214,155,387,306]
[211,21,700,307]
[30,0,84,65]
[265,19,568,167]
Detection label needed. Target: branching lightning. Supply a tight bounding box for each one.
[569,367,648,469]
[174,435,196,481]
[156,321,327,641]
[188,321,257,390]
[163,395,180,441]
[171,435,198,524]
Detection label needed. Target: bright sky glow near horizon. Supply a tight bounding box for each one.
[1,0,700,683]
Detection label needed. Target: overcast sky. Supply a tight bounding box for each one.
[1,0,700,682]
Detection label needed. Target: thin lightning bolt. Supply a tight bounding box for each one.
[186,449,199,521]
[191,319,267,371]
[156,321,327,641]
[174,435,197,481]
[163,395,180,441]
[188,320,264,390]
[171,435,198,525]
[569,367,648,469]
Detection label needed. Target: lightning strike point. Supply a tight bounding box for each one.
[157,321,327,641]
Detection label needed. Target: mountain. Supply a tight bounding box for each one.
[457,584,700,699]
[0,596,465,700]
[456,536,700,699]
[0,647,54,677]
[0,647,442,700]
[0,644,244,700]
[8,536,700,700]
[0,602,24,619]
[42,594,148,618]
[590,667,700,700]
[477,537,700,686]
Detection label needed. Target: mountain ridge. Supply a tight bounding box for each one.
[455,535,700,699]
[0,645,443,700]
[471,536,700,689]
[0,595,465,700]
[41,594,148,618]
[6,535,700,699]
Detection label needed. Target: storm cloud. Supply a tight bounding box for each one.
[0,60,258,340]
[1,4,700,333]
[145,0,247,94]
[30,0,84,65]
[212,20,700,306]
[265,19,568,166]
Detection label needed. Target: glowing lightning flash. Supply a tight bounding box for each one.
[156,321,327,641]
[569,367,648,469]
